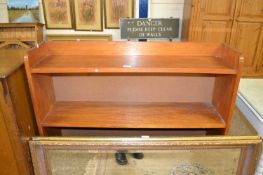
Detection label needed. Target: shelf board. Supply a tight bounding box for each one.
[31,55,237,74]
[0,38,35,42]
[42,102,226,129]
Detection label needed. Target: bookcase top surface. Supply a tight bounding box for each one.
[31,55,236,74]
[27,41,241,74]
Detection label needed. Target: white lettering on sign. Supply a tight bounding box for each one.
[146,33,162,37]
[137,20,163,27]
[121,18,179,39]
[127,27,144,32]
[158,27,173,32]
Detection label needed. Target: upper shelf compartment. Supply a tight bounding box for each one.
[25,41,243,74]
[31,55,237,74]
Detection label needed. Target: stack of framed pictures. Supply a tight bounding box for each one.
[42,0,134,31]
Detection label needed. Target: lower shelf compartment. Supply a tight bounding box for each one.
[42,102,226,129]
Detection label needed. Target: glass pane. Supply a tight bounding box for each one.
[45,148,241,175]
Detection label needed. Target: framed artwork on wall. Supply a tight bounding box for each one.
[104,0,134,29]
[7,0,40,23]
[42,0,73,29]
[73,0,103,31]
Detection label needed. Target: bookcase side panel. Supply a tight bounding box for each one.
[26,43,49,67]
[212,74,241,134]
[24,72,55,135]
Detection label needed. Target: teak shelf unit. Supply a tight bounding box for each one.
[0,23,44,49]
[25,42,243,136]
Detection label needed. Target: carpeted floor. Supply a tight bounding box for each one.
[228,108,257,136]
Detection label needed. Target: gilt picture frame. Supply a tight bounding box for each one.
[73,0,103,31]
[104,0,134,29]
[30,136,261,175]
[42,0,73,29]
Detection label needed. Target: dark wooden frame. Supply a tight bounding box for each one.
[104,0,134,29]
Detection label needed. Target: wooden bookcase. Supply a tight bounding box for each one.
[24,42,243,136]
[0,23,44,49]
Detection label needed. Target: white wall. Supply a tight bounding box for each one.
[0,0,8,22]
[149,0,184,40]
[0,0,185,41]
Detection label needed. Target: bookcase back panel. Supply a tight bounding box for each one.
[53,75,215,103]
[46,42,222,56]
[60,129,207,137]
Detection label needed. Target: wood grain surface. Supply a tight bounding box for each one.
[25,42,242,135]
[43,102,225,129]
[31,55,236,74]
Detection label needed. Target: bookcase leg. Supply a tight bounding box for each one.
[38,127,48,136]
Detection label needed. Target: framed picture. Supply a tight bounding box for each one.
[7,0,40,23]
[30,136,261,175]
[42,0,73,29]
[104,0,134,29]
[73,0,103,31]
